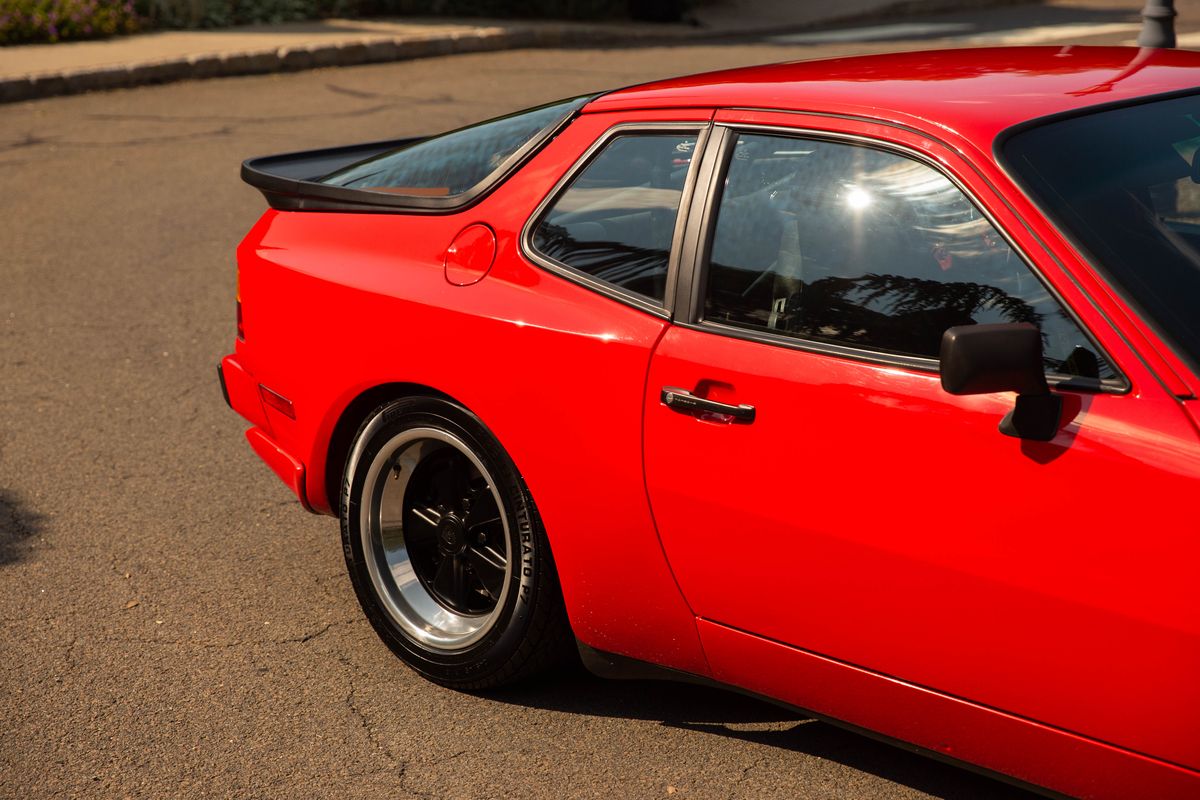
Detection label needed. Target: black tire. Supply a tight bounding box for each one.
[340,396,573,689]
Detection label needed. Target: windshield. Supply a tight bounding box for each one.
[1003,93,1200,373]
[318,95,592,199]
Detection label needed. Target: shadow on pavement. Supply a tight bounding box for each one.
[0,488,46,566]
[491,669,1040,800]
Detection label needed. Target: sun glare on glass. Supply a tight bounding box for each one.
[845,186,872,210]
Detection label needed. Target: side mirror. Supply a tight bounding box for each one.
[940,323,1063,441]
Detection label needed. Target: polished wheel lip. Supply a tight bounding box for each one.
[359,426,512,652]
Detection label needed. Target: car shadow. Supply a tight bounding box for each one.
[490,669,1041,799]
[0,489,46,566]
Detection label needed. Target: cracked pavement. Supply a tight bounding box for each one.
[0,25,1083,800]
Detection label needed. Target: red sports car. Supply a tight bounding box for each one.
[222,46,1200,800]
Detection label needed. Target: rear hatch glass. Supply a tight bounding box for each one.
[318,95,593,200]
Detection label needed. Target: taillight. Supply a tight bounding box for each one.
[236,267,245,341]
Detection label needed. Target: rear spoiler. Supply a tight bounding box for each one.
[241,94,597,215]
[240,136,437,213]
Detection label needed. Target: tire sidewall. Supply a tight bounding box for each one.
[340,397,542,686]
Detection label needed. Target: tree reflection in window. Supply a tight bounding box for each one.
[530,133,698,304]
[532,222,672,300]
[704,134,1114,382]
[784,274,1040,360]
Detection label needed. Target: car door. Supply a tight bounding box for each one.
[642,112,1200,769]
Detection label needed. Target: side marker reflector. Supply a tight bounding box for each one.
[259,384,296,419]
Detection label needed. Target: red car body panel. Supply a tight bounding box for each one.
[589,46,1200,150]
[225,48,1200,799]
[646,325,1200,767]
[231,108,718,676]
[701,621,1200,800]
[642,106,1200,770]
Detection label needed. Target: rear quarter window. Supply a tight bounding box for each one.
[529,131,701,305]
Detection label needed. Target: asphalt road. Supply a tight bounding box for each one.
[2,3,1192,797]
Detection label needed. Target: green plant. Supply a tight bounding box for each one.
[0,0,666,45]
[357,0,628,20]
[137,0,321,28]
[0,0,140,43]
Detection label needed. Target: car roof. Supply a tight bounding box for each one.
[585,46,1200,148]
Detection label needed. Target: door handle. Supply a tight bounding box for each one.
[661,387,756,423]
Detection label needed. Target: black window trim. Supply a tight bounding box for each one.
[520,121,713,319]
[675,121,1130,393]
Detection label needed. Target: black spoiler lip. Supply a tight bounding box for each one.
[240,93,596,215]
[240,136,451,214]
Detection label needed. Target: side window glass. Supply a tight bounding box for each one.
[531,133,698,304]
[703,133,1115,381]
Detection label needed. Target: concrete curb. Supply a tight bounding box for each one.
[0,0,1039,105]
[0,26,623,104]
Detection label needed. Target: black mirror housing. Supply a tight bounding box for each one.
[940,323,1062,442]
[940,323,1048,396]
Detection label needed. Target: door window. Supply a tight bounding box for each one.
[703,133,1115,381]
[530,133,699,304]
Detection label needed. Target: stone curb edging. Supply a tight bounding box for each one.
[0,24,623,105]
[0,0,1040,105]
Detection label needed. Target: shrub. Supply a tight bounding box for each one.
[362,0,628,19]
[137,0,330,29]
[0,0,140,43]
[138,0,633,28]
[0,0,681,45]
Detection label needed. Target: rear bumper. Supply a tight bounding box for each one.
[217,363,232,409]
[219,354,271,433]
[245,426,311,511]
[219,354,311,511]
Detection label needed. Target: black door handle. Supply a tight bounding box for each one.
[661,387,756,423]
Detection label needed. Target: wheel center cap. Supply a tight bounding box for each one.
[436,514,466,555]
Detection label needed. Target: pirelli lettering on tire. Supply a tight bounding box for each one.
[339,395,573,689]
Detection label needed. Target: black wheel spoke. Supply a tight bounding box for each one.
[466,545,507,601]
[390,436,511,616]
[402,506,442,565]
[432,555,468,609]
[451,457,475,509]
[355,401,570,688]
[406,505,442,542]
[466,513,501,531]
[433,459,460,508]
[466,521,504,556]
[461,486,486,518]
[464,486,500,528]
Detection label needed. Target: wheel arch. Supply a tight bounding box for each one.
[323,382,455,516]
